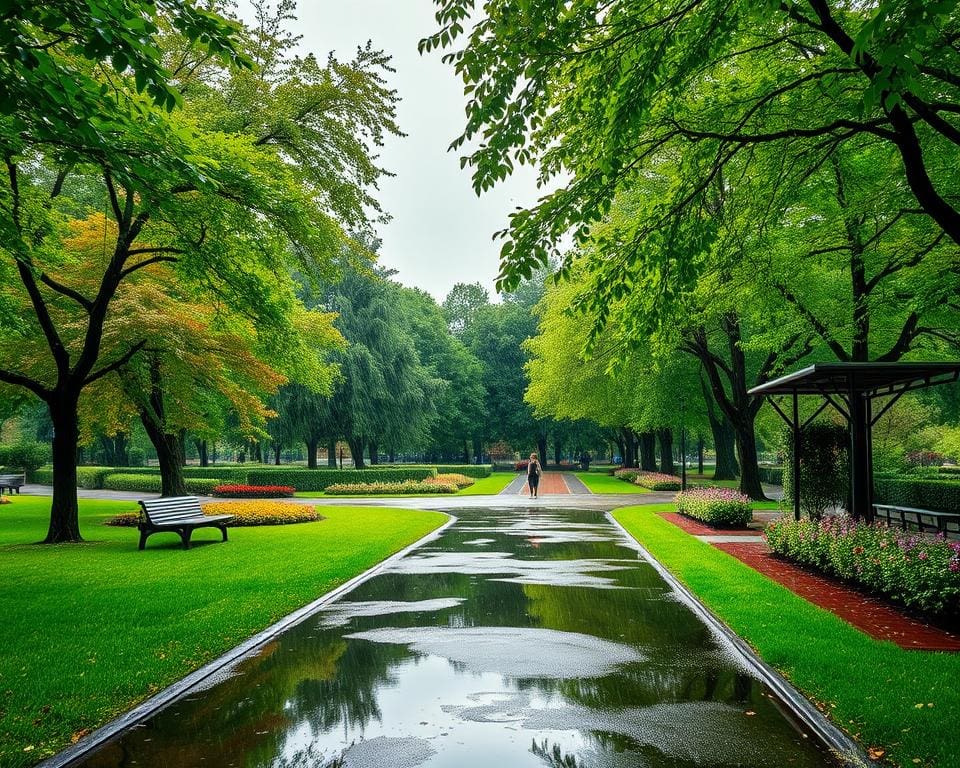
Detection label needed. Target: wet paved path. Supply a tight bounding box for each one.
[75,506,834,768]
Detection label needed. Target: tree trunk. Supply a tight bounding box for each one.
[369,441,379,465]
[139,415,187,496]
[462,439,469,463]
[273,443,282,465]
[638,432,657,471]
[537,435,548,467]
[658,429,675,475]
[46,397,83,543]
[713,418,739,480]
[614,436,625,465]
[554,438,562,466]
[734,416,765,500]
[196,439,209,467]
[306,438,318,469]
[620,427,637,468]
[697,435,704,475]
[349,438,366,469]
[327,438,337,467]
[472,437,483,464]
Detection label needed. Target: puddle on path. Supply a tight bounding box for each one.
[77,507,837,768]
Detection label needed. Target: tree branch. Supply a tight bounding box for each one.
[84,340,147,386]
[38,273,93,312]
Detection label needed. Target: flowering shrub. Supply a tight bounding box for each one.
[634,472,682,491]
[906,451,945,468]
[515,459,530,472]
[211,484,295,498]
[104,512,139,527]
[765,517,960,620]
[324,480,458,495]
[201,501,321,526]
[613,468,641,483]
[427,473,474,489]
[675,487,753,527]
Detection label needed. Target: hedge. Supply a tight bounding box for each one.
[30,466,116,489]
[758,466,784,485]
[435,464,492,478]
[0,443,50,473]
[675,487,753,527]
[874,475,960,514]
[245,467,437,492]
[102,474,222,494]
[102,466,249,482]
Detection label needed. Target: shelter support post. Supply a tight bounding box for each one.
[848,379,873,522]
[792,393,801,521]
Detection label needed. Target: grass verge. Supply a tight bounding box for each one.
[0,496,446,767]
[611,503,959,768]
[573,471,650,494]
[293,471,516,498]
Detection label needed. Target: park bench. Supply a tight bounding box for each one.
[0,473,25,494]
[137,496,233,551]
[874,503,960,539]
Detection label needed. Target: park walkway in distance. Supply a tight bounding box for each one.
[502,471,590,495]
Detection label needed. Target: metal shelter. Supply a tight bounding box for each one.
[748,362,960,521]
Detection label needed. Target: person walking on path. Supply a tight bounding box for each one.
[527,452,542,498]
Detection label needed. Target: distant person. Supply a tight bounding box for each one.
[527,452,542,498]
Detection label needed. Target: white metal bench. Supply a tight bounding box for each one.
[138,496,233,550]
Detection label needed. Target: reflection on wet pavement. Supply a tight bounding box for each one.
[76,507,836,768]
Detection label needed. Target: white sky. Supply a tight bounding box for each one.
[236,0,543,302]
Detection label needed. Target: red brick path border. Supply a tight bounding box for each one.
[660,512,761,536]
[715,541,960,651]
[519,472,570,496]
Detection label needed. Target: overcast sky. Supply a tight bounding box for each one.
[235,0,542,302]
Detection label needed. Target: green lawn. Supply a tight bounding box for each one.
[612,503,960,768]
[294,471,516,498]
[573,471,650,494]
[0,496,446,767]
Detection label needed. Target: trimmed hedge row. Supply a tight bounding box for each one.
[758,466,784,485]
[100,466,249,482]
[246,467,437,491]
[102,474,222,494]
[31,466,116,489]
[874,475,960,514]
[435,464,492,478]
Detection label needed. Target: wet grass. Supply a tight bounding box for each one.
[612,503,960,768]
[0,496,446,768]
[293,471,516,498]
[573,472,649,494]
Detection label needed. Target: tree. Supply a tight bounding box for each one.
[425,0,960,291]
[442,282,490,337]
[0,3,398,541]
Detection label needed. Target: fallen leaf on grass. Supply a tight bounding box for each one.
[71,729,91,744]
[867,747,885,760]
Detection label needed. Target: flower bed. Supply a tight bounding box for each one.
[515,459,530,472]
[634,472,682,491]
[211,484,295,498]
[765,517,960,621]
[427,473,474,489]
[201,501,321,526]
[675,487,753,527]
[613,468,640,483]
[324,480,459,495]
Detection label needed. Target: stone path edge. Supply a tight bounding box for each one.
[605,510,870,768]
[37,513,457,768]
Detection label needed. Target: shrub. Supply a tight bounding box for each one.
[108,466,249,482]
[103,512,140,527]
[30,465,116,489]
[906,450,945,468]
[675,487,753,527]
[634,472,682,491]
[939,466,960,476]
[874,476,960,513]
[246,467,436,491]
[324,480,458,495]
[765,516,960,621]
[782,422,849,520]
[515,459,529,472]
[201,501,321,526]
[0,442,51,473]
[613,468,640,483]
[127,448,146,467]
[428,473,474,489]
[102,474,222,494]
[436,464,492,478]
[211,484,295,498]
